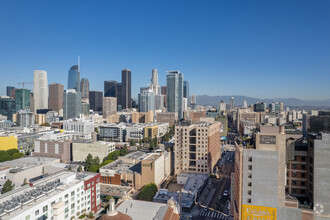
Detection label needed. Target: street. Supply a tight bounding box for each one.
[192,146,235,220]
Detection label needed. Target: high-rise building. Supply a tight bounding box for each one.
[103,97,117,118]
[89,91,103,112]
[150,69,160,94]
[191,94,196,105]
[121,69,131,109]
[166,71,183,119]
[81,101,90,116]
[183,81,189,99]
[48,83,64,113]
[138,88,155,112]
[67,65,80,91]
[6,86,15,98]
[63,89,82,120]
[254,102,267,112]
[104,80,119,98]
[0,97,15,121]
[33,70,48,112]
[80,78,90,102]
[15,89,30,111]
[174,122,221,174]
[269,102,282,113]
[243,100,248,108]
[161,86,167,108]
[230,97,235,109]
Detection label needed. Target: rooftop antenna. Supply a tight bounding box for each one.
[78,55,80,72]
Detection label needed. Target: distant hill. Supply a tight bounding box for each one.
[196,95,330,108]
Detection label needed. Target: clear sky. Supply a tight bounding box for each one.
[1,0,330,100]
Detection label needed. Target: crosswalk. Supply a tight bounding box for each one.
[199,210,228,219]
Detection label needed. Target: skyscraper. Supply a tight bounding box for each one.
[6,86,15,98]
[183,81,189,99]
[121,69,131,109]
[89,91,103,112]
[80,78,90,102]
[161,86,167,108]
[15,89,30,111]
[166,71,183,119]
[67,65,80,91]
[104,81,119,98]
[230,97,235,109]
[0,97,15,121]
[138,87,155,112]
[63,89,82,120]
[150,69,160,94]
[33,70,48,112]
[48,83,64,113]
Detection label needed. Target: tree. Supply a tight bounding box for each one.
[41,122,50,127]
[22,178,28,186]
[1,179,14,194]
[12,152,24,159]
[130,140,136,146]
[138,183,158,201]
[93,156,100,166]
[163,132,170,142]
[77,165,83,172]
[94,127,99,133]
[149,137,158,150]
[119,145,128,156]
[85,154,94,171]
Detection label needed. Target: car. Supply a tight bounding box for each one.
[223,191,228,197]
[230,160,233,162]
[218,196,222,200]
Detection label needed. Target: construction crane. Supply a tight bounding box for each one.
[18,82,33,89]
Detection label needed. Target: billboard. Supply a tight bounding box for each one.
[242,204,277,220]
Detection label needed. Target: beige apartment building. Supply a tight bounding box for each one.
[174,122,221,175]
[103,97,117,119]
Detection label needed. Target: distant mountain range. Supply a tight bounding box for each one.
[196,95,330,109]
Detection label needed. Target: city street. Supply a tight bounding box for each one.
[193,146,235,220]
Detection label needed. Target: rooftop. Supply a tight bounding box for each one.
[0,156,60,171]
[0,171,97,219]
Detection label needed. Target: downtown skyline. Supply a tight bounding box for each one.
[1,0,330,100]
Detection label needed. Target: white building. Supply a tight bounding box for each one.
[157,122,170,138]
[0,171,101,220]
[16,110,35,127]
[33,70,48,112]
[125,124,145,141]
[63,118,94,133]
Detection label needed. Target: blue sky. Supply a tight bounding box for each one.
[0,0,330,100]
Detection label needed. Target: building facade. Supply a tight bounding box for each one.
[33,70,48,112]
[48,83,64,113]
[103,97,117,119]
[121,69,132,109]
[174,122,221,175]
[68,65,80,91]
[80,78,90,103]
[89,91,103,112]
[166,71,183,120]
[63,89,82,120]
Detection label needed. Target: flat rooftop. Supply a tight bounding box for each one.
[117,200,169,220]
[0,156,59,171]
[0,171,96,219]
[124,151,148,160]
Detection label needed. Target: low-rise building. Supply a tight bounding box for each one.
[98,123,126,142]
[63,118,94,133]
[156,112,178,127]
[34,139,72,163]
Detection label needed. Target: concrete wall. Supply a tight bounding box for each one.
[313,133,330,217]
[242,149,279,208]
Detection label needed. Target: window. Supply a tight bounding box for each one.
[65,194,68,199]
[302,156,306,161]
[248,165,252,170]
[43,205,48,213]
[35,210,39,216]
[248,173,252,178]
[247,198,251,203]
[248,190,252,195]
[248,157,252,162]
[301,165,306,169]
[301,173,306,178]
[292,164,297,169]
[248,182,252,187]
[301,181,305,186]
[292,180,296,185]
[301,189,306,194]
[292,172,296,177]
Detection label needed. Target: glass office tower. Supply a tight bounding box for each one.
[166,71,183,120]
[68,65,80,91]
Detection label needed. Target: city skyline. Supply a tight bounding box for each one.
[1,1,330,100]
